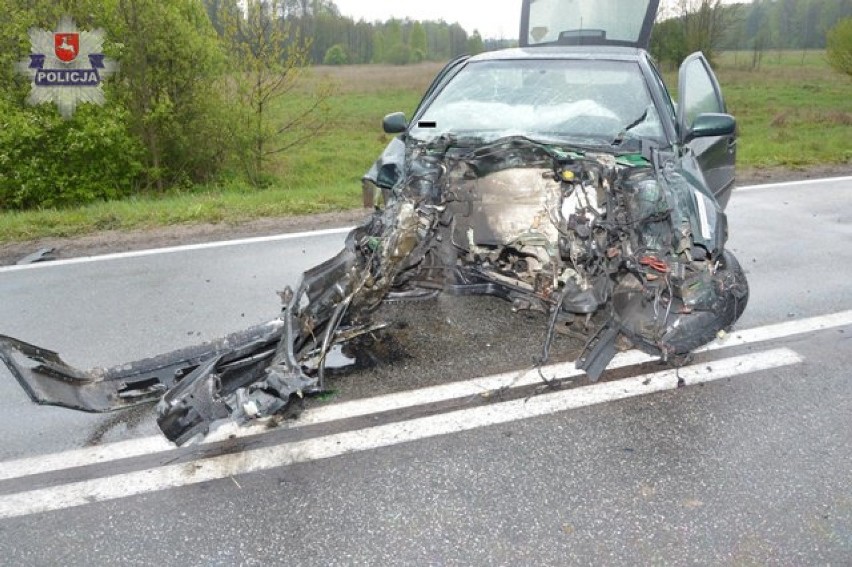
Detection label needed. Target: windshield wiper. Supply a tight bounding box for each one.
[611,109,649,147]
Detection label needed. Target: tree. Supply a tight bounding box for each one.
[113,0,228,190]
[372,29,385,63]
[773,0,799,49]
[796,0,821,52]
[652,0,736,67]
[827,17,852,76]
[437,25,452,58]
[219,0,332,185]
[467,30,484,55]
[448,23,469,57]
[323,43,348,65]
[203,0,241,36]
[0,0,165,207]
[677,0,733,65]
[383,19,405,64]
[1,0,232,195]
[352,20,373,63]
[650,18,688,69]
[410,21,428,61]
[746,0,771,69]
[385,42,412,65]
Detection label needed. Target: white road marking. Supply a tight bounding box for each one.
[0,348,802,520]
[705,310,852,350]
[1,309,849,482]
[1,176,849,274]
[736,175,852,192]
[0,226,354,273]
[0,353,653,482]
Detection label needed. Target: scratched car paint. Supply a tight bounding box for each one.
[0,0,748,444]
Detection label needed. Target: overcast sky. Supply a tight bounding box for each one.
[333,0,523,40]
[332,0,738,40]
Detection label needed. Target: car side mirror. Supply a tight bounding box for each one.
[687,113,736,142]
[382,112,408,134]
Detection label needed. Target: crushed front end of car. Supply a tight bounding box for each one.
[0,136,747,445]
[373,136,748,376]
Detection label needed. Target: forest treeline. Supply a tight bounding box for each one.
[209,0,851,68]
[651,0,852,67]
[203,0,507,65]
[720,0,851,50]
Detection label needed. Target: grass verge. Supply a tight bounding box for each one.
[715,50,852,168]
[0,182,361,241]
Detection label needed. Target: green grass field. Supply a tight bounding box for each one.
[1,55,850,243]
[712,50,851,167]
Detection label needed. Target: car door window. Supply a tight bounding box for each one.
[679,56,724,130]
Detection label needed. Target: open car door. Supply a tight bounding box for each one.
[520,0,660,48]
[677,52,737,207]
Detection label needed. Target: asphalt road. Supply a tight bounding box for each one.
[0,177,850,565]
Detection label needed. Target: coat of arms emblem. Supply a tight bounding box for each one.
[54,32,80,63]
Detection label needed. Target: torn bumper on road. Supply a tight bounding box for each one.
[0,138,748,445]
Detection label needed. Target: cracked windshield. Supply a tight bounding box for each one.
[410,59,664,146]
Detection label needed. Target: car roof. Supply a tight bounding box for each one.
[467,46,646,63]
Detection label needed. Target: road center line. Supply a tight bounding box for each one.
[0,309,849,482]
[0,348,802,520]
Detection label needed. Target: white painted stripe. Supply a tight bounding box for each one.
[0,309,849,482]
[700,310,852,351]
[0,352,648,482]
[0,226,354,274]
[0,348,802,520]
[1,174,849,274]
[296,349,648,426]
[736,175,852,192]
[293,309,852,426]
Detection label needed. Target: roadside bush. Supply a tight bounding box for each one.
[650,18,689,69]
[323,44,349,65]
[0,0,231,209]
[827,18,852,77]
[107,0,230,192]
[0,100,145,209]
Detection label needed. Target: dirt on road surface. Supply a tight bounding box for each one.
[1,165,849,267]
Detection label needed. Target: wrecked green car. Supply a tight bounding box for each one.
[1,0,748,444]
